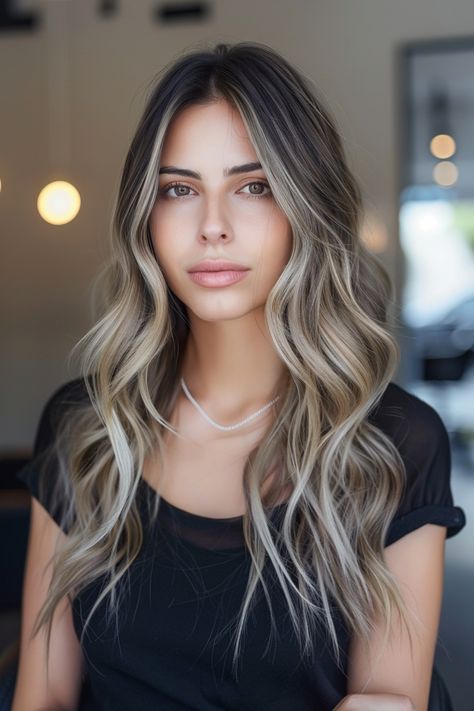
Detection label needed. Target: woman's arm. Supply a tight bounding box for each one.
[333,692,415,710]
[338,523,447,711]
[11,498,85,711]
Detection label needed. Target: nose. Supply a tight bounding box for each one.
[197,195,233,245]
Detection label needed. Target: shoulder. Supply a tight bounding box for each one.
[369,380,445,431]
[368,381,448,454]
[370,382,466,545]
[41,376,91,412]
[33,377,92,456]
[16,377,91,534]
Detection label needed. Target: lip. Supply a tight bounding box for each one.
[188,269,249,287]
[188,259,249,273]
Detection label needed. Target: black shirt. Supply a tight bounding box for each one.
[16,378,466,711]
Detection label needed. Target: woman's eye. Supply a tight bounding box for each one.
[240,181,272,198]
[159,183,194,198]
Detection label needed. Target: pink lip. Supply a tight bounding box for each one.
[188,270,249,287]
[188,260,248,273]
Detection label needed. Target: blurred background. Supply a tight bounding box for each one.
[0,0,473,708]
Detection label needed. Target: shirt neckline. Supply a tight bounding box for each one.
[138,474,288,524]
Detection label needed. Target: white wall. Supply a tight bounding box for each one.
[2,0,474,447]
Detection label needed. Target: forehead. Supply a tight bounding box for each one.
[159,100,258,164]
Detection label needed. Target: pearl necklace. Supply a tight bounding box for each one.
[180,377,280,432]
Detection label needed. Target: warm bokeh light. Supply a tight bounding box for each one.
[37,180,81,225]
[433,161,458,187]
[360,209,389,253]
[430,133,456,159]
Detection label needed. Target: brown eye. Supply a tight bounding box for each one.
[173,185,191,197]
[159,182,195,199]
[241,181,271,198]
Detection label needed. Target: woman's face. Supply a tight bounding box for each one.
[148,99,292,323]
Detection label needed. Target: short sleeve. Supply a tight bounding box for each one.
[368,382,467,547]
[16,378,88,534]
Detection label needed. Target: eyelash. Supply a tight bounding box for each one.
[158,180,272,200]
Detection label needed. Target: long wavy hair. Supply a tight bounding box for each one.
[32,40,416,687]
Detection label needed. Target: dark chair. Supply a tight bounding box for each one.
[0,638,454,711]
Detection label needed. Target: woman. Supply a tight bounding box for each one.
[13,42,466,711]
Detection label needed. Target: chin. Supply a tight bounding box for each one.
[189,309,251,323]
[186,300,264,323]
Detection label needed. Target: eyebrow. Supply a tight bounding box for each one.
[158,161,263,179]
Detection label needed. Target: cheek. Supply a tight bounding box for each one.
[253,221,292,297]
[266,214,293,269]
[149,210,183,271]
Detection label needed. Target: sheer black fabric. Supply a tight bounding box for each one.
[367,382,466,545]
[16,378,466,711]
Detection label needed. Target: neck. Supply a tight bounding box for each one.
[179,308,288,425]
